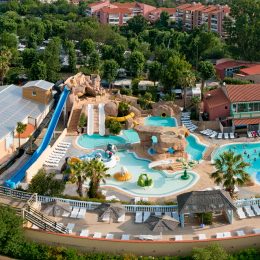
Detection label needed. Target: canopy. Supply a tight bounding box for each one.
[146,215,179,232]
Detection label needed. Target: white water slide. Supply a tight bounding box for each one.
[98,103,106,136]
[87,104,94,136]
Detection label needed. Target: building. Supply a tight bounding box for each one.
[176,3,230,35]
[148,8,176,23]
[203,84,260,132]
[0,81,54,163]
[234,65,260,84]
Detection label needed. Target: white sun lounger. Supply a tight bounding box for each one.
[102,212,110,222]
[60,141,71,145]
[93,232,102,238]
[216,232,224,238]
[253,228,260,234]
[155,212,162,216]
[223,232,231,238]
[143,212,150,222]
[106,233,114,239]
[198,234,206,240]
[236,207,246,219]
[252,205,260,215]
[205,130,214,136]
[172,212,179,221]
[236,230,245,236]
[105,195,119,201]
[135,212,143,223]
[118,214,125,222]
[209,132,218,138]
[244,206,255,217]
[77,208,86,219]
[174,235,183,241]
[217,133,223,139]
[230,133,235,139]
[54,147,67,152]
[200,129,209,135]
[52,150,66,155]
[49,154,63,159]
[70,207,80,218]
[66,223,75,234]
[62,210,70,218]
[43,163,58,167]
[79,229,89,237]
[121,234,130,240]
[247,132,253,138]
[58,143,70,148]
[224,133,229,139]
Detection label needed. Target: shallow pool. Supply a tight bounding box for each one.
[144,116,177,127]
[101,151,199,197]
[185,135,207,161]
[213,142,260,180]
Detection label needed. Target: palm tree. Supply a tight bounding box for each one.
[178,70,196,110]
[86,159,110,198]
[16,122,27,149]
[65,160,89,197]
[211,151,250,198]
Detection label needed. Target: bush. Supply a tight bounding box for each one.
[197,212,213,225]
[78,113,87,128]
[137,92,153,110]
[120,87,132,96]
[223,77,251,85]
[105,119,122,135]
[192,244,229,260]
[118,101,130,116]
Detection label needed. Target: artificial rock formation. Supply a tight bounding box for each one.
[104,101,118,117]
[152,101,181,117]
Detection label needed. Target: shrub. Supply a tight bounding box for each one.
[120,87,132,96]
[197,212,213,225]
[105,119,122,135]
[118,101,130,116]
[78,113,87,128]
[223,77,251,85]
[192,244,229,260]
[137,92,153,110]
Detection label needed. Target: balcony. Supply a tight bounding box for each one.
[232,111,260,119]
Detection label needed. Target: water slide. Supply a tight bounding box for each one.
[5,86,70,188]
[87,104,94,136]
[98,103,105,136]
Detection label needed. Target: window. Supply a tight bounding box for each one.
[32,91,36,96]
[237,103,247,112]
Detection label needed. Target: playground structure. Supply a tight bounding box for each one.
[114,166,132,181]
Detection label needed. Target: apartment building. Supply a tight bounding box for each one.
[176,2,230,35]
[149,7,176,23]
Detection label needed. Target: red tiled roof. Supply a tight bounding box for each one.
[150,7,176,14]
[89,1,108,7]
[101,7,131,14]
[215,61,248,70]
[239,65,260,76]
[204,88,229,108]
[233,118,260,126]
[226,84,260,102]
[15,124,35,138]
[113,2,136,9]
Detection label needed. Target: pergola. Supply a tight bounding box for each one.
[177,190,237,227]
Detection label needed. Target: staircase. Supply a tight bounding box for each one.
[203,145,217,161]
[93,105,99,134]
[67,108,81,135]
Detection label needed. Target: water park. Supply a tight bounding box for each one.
[0,72,259,255]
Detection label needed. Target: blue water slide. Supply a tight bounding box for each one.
[5,86,70,188]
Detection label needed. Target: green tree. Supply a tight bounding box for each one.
[0,205,24,257]
[102,59,119,88]
[22,48,38,69]
[127,51,145,77]
[44,37,61,82]
[148,61,161,86]
[0,48,12,85]
[65,160,89,197]
[29,60,47,80]
[66,40,77,73]
[81,39,95,57]
[127,15,148,35]
[156,11,170,28]
[28,168,65,196]
[88,50,100,73]
[192,244,229,260]
[0,32,18,49]
[16,121,27,149]
[86,159,109,199]
[197,61,215,96]
[211,151,251,198]
[191,96,201,118]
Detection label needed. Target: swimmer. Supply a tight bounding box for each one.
[254,149,257,153]
[254,158,256,161]
[247,154,250,158]
[244,151,247,154]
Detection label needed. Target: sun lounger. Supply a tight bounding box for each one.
[105,195,120,201]
[49,154,63,159]
[102,212,110,222]
[143,212,150,222]
[230,133,235,139]
[236,230,245,236]
[236,207,246,219]
[252,205,260,215]
[70,207,80,218]
[172,212,179,221]
[224,133,229,139]
[200,129,208,135]
[244,206,255,217]
[253,228,260,234]
[141,197,148,202]
[223,232,231,238]
[205,130,214,136]
[106,233,114,239]
[60,141,71,145]
[43,163,58,167]
[198,234,206,240]
[247,132,253,138]
[217,133,223,139]
[174,235,183,241]
[62,210,70,217]
[121,234,130,240]
[58,143,70,147]
[209,132,218,138]
[77,208,86,219]
[54,147,67,152]
[134,197,141,204]
[118,214,125,222]
[155,212,162,216]
[52,150,66,155]
[135,212,143,223]
[93,232,102,238]
[79,229,89,237]
[216,233,224,238]
[66,223,75,234]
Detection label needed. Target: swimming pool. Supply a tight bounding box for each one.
[185,135,207,161]
[99,151,199,197]
[213,142,260,181]
[144,116,177,127]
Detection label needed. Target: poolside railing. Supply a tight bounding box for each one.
[0,185,259,212]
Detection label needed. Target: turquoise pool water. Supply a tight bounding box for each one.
[144,116,177,127]
[122,129,140,143]
[101,151,198,197]
[185,135,207,161]
[213,142,260,181]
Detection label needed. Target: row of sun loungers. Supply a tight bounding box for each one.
[181,112,198,132]
[134,197,149,204]
[247,131,260,138]
[236,205,260,219]
[200,129,235,139]
[43,141,71,168]
[135,211,179,224]
[62,207,86,219]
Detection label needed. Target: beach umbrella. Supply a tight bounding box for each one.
[94,203,125,222]
[146,215,179,232]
